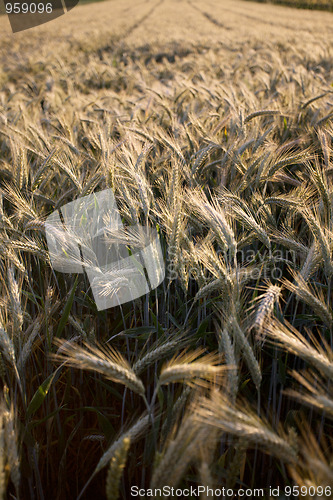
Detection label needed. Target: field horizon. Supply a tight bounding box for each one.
[0,0,333,498]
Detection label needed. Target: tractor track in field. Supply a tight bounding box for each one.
[198,0,333,35]
[187,0,309,35]
[186,0,231,30]
[122,0,151,15]
[121,0,165,39]
[95,0,164,55]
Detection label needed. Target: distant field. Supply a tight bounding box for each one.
[1,1,333,499]
[245,0,333,11]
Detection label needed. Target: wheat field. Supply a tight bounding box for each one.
[0,0,333,498]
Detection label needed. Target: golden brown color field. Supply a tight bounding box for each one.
[0,0,333,498]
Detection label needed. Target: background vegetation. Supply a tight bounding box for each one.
[246,0,333,12]
[0,0,333,498]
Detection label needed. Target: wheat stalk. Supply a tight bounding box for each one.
[53,340,146,397]
[158,348,226,388]
[195,390,297,463]
[106,437,130,500]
